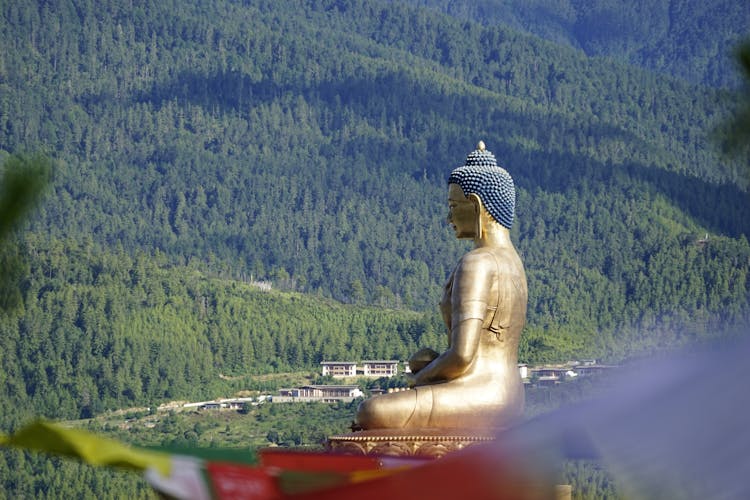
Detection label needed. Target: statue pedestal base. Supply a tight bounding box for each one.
[327,429,573,499]
[326,428,497,458]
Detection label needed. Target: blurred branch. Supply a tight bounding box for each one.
[726,42,750,148]
[715,40,750,183]
[0,153,51,312]
[0,153,51,241]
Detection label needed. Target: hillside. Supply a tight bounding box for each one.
[1,1,750,497]
[407,0,750,88]
[0,240,437,427]
[1,0,749,420]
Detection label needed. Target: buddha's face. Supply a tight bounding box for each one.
[447,183,477,239]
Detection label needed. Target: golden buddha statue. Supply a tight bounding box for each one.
[355,142,527,430]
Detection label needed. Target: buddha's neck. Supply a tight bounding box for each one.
[474,222,512,248]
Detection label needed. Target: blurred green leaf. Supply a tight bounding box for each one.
[0,153,51,312]
[0,153,51,241]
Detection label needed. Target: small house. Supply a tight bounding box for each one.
[320,361,357,378]
[361,360,399,378]
[275,385,364,403]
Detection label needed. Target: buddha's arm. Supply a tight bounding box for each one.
[410,317,483,385]
[411,252,492,385]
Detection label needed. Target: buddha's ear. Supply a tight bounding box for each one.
[467,193,483,237]
[467,193,482,212]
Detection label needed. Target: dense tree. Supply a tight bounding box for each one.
[408,0,749,88]
[1,1,749,496]
[0,0,746,419]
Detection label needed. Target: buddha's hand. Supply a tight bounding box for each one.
[408,347,440,374]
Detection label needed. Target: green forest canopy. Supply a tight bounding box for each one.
[1,1,750,497]
[407,0,750,88]
[0,0,748,426]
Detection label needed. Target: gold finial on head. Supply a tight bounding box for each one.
[477,140,486,151]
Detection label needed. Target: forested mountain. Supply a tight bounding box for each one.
[1,0,749,425]
[1,0,749,496]
[407,0,750,88]
[0,238,441,427]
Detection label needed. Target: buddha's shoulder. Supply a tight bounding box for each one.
[460,247,523,273]
[458,248,498,269]
[463,245,514,259]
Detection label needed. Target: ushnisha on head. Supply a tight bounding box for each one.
[448,141,515,230]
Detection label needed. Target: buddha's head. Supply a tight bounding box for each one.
[447,141,515,239]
